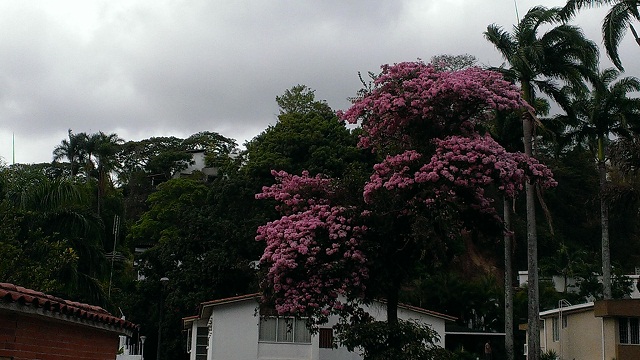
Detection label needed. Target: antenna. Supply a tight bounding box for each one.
[12,133,15,165]
[513,0,520,23]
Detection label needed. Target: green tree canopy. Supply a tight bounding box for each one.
[244,85,370,181]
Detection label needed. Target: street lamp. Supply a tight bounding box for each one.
[139,336,146,360]
[157,277,169,360]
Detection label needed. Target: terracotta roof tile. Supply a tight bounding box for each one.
[0,283,137,332]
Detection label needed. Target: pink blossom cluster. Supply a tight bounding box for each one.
[364,135,557,217]
[338,61,532,150]
[256,171,368,319]
[425,135,557,195]
[256,170,335,214]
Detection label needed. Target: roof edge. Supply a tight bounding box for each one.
[0,282,137,334]
[186,293,457,324]
[539,302,595,317]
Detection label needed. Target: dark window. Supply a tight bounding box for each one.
[631,318,640,344]
[319,328,334,349]
[620,318,629,344]
[196,326,208,360]
[619,318,640,344]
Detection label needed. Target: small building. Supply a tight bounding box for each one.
[535,299,640,360]
[173,150,218,180]
[518,270,640,298]
[182,294,455,360]
[0,283,138,360]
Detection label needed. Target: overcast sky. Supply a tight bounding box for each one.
[0,0,637,164]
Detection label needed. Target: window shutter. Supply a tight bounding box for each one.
[319,328,334,349]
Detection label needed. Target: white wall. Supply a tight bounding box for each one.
[210,300,261,360]
[257,342,313,360]
[182,152,206,175]
[191,298,449,360]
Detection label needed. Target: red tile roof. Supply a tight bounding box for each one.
[0,283,137,332]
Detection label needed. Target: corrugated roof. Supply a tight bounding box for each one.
[0,282,137,332]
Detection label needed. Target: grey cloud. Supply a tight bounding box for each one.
[0,0,637,164]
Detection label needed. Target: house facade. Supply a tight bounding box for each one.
[173,150,219,180]
[182,294,455,360]
[0,282,138,360]
[536,299,640,360]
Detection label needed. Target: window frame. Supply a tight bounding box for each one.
[258,316,312,344]
[552,317,560,342]
[319,328,334,349]
[620,317,640,345]
[195,326,208,360]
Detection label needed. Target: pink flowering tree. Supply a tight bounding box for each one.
[257,61,557,358]
[256,170,369,324]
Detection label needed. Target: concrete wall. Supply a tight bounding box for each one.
[0,310,119,360]
[541,310,617,360]
[211,300,262,360]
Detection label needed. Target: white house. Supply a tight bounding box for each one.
[173,150,219,180]
[182,293,455,360]
[518,271,640,298]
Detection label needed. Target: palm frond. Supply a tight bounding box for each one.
[561,0,617,20]
[484,25,516,60]
[603,1,640,70]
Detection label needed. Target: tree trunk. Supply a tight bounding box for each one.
[504,197,515,360]
[522,86,540,360]
[599,154,612,299]
[384,284,402,358]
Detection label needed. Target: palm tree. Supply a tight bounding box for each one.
[8,167,108,304]
[562,0,640,71]
[485,6,598,360]
[561,68,640,298]
[53,130,88,177]
[88,132,123,215]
